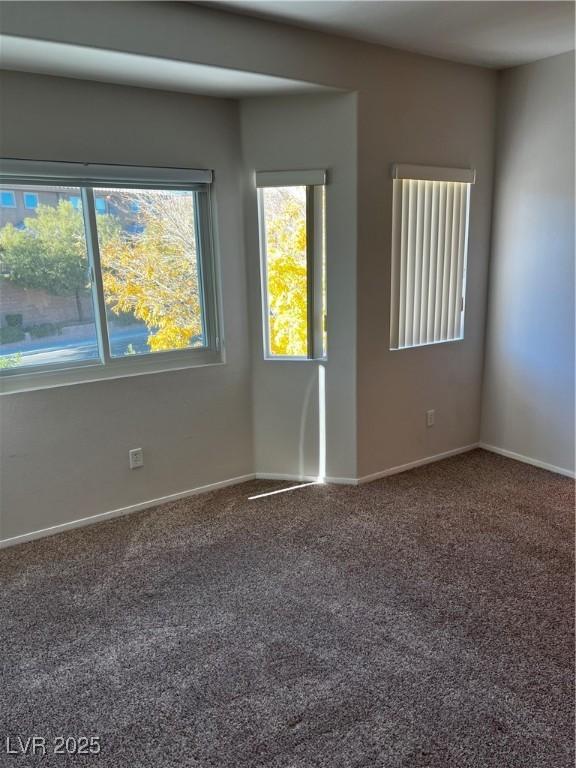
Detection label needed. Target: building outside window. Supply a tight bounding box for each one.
[0,190,16,207]
[94,196,108,214]
[23,192,39,209]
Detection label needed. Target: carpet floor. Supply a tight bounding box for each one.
[1,449,574,767]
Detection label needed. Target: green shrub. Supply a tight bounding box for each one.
[5,313,23,328]
[0,325,25,344]
[27,322,59,338]
[0,352,22,369]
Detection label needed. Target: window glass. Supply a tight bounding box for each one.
[0,190,16,207]
[24,192,39,209]
[320,186,327,358]
[260,186,308,357]
[95,188,206,358]
[0,165,218,386]
[0,185,99,370]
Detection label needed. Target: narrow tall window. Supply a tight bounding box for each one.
[0,160,219,385]
[390,164,475,350]
[257,170,326,360]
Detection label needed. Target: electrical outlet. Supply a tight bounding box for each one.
[426,409,435,428]
[129,448,144,469]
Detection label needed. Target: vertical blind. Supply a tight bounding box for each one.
[390,165,474,350]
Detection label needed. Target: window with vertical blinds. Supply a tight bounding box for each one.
[390,164,475,350]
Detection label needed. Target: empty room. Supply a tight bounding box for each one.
[0,1,574,766]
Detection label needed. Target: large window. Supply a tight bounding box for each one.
[390,164,474,350]
[0,160,219,387]
[257,170,326,360]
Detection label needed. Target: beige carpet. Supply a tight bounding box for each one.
[1,449,574,767]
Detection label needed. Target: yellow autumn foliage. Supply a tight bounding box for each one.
[100,205,202,352]
[100,189,311,356]
[264,195,308,357]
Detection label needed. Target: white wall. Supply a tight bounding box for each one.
[355,54,497,476]
[0,72,254,540]
[0,3,501,541]
[240,93,357,481]
[481,52,575,475]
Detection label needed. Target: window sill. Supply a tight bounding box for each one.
[262,356,328,362]
[0,349,223,395]
[390,337,464,352]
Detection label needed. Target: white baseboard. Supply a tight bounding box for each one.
[478,443,575,479]
[255,472,321,483]
[327,476,360,485]
[0,473,256,550]
[256,445,480,488]
[8,441,568,550]
[357,443,480,484]
[255,472,358,485]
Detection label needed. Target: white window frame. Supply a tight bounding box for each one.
[256,169,327,361]
[0,159,221,394]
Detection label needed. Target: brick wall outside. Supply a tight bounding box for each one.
[0,279,94,328]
